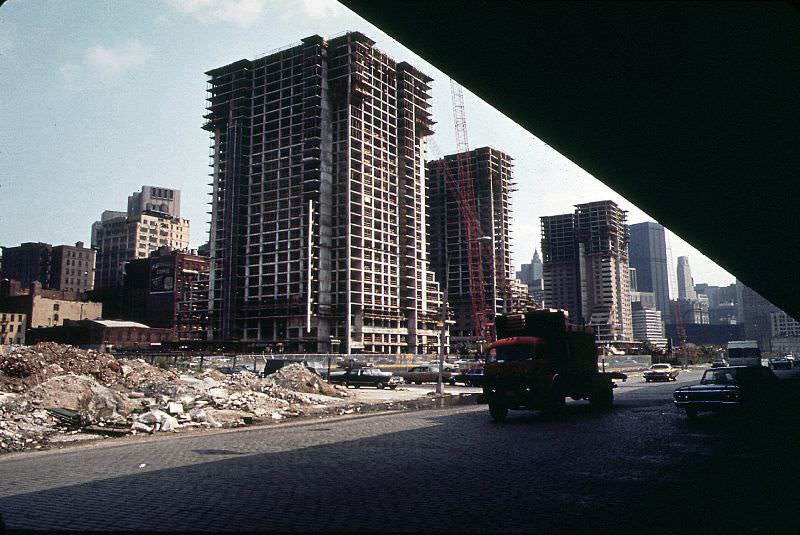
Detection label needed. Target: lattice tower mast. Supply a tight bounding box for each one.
[450,80,491,341]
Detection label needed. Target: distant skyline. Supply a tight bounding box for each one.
[0,0,735,287]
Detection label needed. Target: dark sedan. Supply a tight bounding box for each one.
[452,368,485,387]
[674,366,778,418]
[328,367,403,389]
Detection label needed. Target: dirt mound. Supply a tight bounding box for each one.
[118,359,178,389]
[264,363,344,397]
[0,343,123,392]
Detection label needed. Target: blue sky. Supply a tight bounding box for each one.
[0,0,735,288]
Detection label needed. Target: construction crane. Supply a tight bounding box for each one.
[442,80,491,342]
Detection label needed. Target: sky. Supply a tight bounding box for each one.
[0,0,736,288]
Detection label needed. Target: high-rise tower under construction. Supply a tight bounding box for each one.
[204,32,442,353]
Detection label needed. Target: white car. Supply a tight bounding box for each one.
[643,363,680,382]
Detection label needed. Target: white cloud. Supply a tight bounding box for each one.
[164,0,341,27]
[298,0,341,18]
[86,40,153,76]
[58,39,153,91]
[165,0,269,27]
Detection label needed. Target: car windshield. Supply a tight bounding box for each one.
[701,369,738,384]
[651,364,669,370]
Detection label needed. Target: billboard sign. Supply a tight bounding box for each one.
[150,261,175,293]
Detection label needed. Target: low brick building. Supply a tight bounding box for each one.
[25,319,175,351]
[0,280,102,329]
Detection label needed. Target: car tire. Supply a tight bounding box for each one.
[376,382,385,390]
[449,378,456,386]
[685,407,698,419]
[389,385,397,390]
[415,381,422,385]
[489,401,508,422]
[644,377,650,382]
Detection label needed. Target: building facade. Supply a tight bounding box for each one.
[631,307,668,350]
[628,221,671,323]
[541,200,633,342]
[0,242,52,287]
[127,186,181,218]
[204,32,442,354]
[736,280,782,351]
[50,242,96,293]
[676,256,697,300]
[427,147,514,343]
[123,247,210,341]
[92,186,190,290]
[0,312,26,345]
[0,281,102,330]
[26,319,175,351]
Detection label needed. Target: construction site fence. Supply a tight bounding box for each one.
[113,352,454,373]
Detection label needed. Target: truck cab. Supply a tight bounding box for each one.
[482,309,625,421]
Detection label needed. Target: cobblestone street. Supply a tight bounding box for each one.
[1,373,798,534]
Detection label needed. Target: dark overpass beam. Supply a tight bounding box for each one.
[341,0,800,319]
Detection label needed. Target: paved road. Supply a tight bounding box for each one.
[1,368,798,534]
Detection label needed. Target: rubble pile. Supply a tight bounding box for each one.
[263,364,344,397]
[0,343,123,392]
[0,344,358,454]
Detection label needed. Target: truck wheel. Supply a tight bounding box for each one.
[590,387,614,410]
[376,382,385,390]
[489,401,508,422]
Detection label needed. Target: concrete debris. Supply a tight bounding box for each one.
[136,410,178,432]
[0,343,367,455]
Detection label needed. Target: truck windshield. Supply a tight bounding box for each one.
[491,344,544,363]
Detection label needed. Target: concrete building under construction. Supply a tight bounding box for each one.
[427,147,515,344]
[203,32,442,354]
[541,200,633,342]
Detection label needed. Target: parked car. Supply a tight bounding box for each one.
[768,358,793,370]
[396,366,456,385]
[643,363,680,382]
[710,359,729,368]
[452,368,485,387]
[218,365,251,375]
[328,367,403,389]
[673,366,780,418]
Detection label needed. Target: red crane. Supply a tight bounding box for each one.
[440,81,491,342]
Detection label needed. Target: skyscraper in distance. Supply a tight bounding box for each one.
[628,221,671,322]
[541,200,632,342]
[676,256,697,300]
[204,32,442,353]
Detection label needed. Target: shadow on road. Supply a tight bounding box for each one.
[0,395,798,534]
